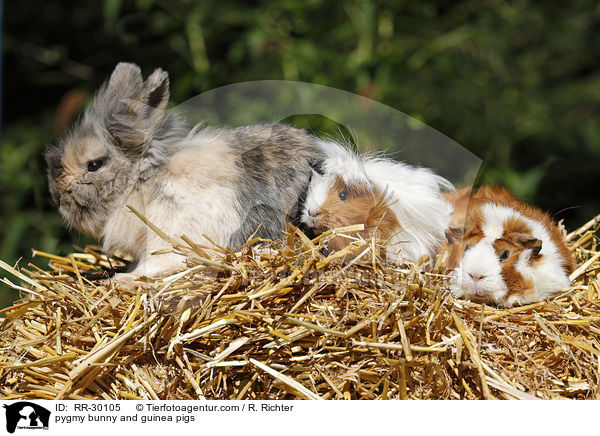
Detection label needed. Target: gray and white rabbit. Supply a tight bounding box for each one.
[46,63,324,279]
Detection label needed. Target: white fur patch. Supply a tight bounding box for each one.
[451,239,509,304]
[364,158,452,262]
[302,170,334,228]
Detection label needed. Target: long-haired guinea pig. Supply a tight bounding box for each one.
[301,139,454,263]
[45,62,324,279]
[447,185,574,307]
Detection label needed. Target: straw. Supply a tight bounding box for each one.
[0,211,599,399]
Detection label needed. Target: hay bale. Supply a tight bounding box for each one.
[1,214,599,400]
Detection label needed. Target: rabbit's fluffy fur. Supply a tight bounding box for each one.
[46,63,323,277]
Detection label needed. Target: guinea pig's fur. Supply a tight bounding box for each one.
[448,186,574,307]
[46,63,324,278]
[302,139,454,263]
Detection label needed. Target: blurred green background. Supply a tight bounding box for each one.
[2,0,600,309]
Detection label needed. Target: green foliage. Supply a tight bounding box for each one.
[2,0,600,308]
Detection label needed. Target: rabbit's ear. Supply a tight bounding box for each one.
[108,62,143,92]
[107,67,170,155]
[140,68,170,124]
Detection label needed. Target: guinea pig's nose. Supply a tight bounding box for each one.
[308,209,321,218]
[468,273,484,282]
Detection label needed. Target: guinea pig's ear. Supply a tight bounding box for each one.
[511,233,543,255]
[106,67,170,155]
[445,226,466,244]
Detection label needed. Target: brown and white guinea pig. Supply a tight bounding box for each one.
[301,139,454,263]
[447,186,575,307]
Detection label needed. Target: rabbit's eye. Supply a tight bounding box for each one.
[87,160,103,172]
[338,191,348,201]
[500,249,510,262]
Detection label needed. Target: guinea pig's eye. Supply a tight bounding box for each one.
[87,159,103,172]
[500,249,510,262]
[339,191,348,201]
